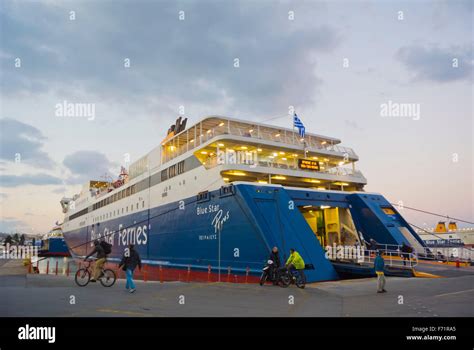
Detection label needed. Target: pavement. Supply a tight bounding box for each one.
[0,259,473,317]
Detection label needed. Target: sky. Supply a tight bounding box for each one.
[0,0,472,234]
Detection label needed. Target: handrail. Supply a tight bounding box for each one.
[363,249,418,268]
[202,155,365,181]
[162,122,358,163]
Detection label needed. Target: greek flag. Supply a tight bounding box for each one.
[293,113,305,138]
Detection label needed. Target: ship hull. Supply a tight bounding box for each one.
[63,183,426,283]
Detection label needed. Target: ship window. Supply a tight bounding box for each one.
[122,208,124,214]
[177,160,185,175]
[126,207,128,213]
[136,203,139,210]
[142,201,145,208]
[381,207,396,215]
[131,185,136,195]
[126,187,130,197]
[161,169,168,181]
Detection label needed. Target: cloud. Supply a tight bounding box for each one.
[0,118,55,168]
[63,150,117,184]
[396,45,473,83]
[0,217,29,233]
[0,173,63,187]
[0,1,340,115]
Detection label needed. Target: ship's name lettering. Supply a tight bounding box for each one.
[196,204,220,216]
[91,224,148,247]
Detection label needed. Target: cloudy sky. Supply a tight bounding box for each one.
[0,0,472,234]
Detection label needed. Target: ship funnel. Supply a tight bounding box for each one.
[434,221,447,233]
[448,221,458,231]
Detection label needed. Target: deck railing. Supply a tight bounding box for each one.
[162,121,358,164]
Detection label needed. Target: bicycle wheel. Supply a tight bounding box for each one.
[278,273,291,288]
[296,276,306,289]
[100,269,116,287]
[75,268,90,287]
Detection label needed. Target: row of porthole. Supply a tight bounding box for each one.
[92,200,146,223]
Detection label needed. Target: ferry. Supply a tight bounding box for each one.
[39,224,70,257]
[417,221,474,262]
[60,115,428,282]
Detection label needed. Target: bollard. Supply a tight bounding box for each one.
[227,266,231,283]
[46,260,50,275]
[456,259,460,268]
[66,262,70,277]
[159,265,163,283]
[245,267,250,283]
[207,265,211,282]
[28,261,32,274]
[55,261,59,275]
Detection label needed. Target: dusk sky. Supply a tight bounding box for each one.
[0,0,472,234]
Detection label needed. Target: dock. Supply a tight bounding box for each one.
[0,259,473,317]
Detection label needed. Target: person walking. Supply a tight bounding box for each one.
[118,244,142,293]
[374,250,387,293]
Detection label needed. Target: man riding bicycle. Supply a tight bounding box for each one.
[285,248,306,282]
[84,240,109,282]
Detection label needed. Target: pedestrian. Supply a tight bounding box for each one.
[118,244,142,293]
[374,250,387,293]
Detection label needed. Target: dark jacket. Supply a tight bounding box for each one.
[269,251,281,268]
[119,248,142,271]
[85,244,106,260]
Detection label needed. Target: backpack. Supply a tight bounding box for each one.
[100,241,112,254]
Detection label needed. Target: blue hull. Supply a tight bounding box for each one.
[40,237,70,256]
[63,184,426,282]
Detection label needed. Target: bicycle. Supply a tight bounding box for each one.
[279,267,306,289]
[74,259,116,287]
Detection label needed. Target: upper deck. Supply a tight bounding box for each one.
[160,116,359,165]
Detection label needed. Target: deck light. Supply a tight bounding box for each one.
[201,151,208,155]
[273,152,278,157]
[272,175,286,180]
[275,133,280,137]
[306,179,321,183]
[258,180,268,184]
[190,139,194,143]
[219,122,225,126]
[257,148,263,152]
[218,143,225,147]
[241,146,248,150]
[249,129,254,133]
[321,141,327,145]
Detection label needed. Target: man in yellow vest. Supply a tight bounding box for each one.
[286,248,306,282]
